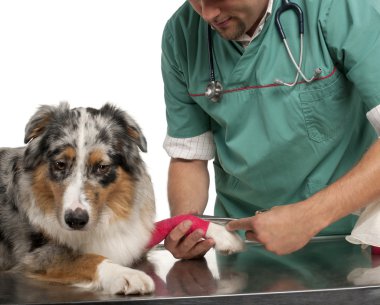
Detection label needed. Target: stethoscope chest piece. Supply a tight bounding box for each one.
[205,25,224,103]
[205,80,223,103]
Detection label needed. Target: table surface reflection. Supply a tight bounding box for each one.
[2,236,380,305]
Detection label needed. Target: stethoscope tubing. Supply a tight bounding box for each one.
[207,25,216,83]
[275,0,304,40]
[205,24,223,102]
[204,0,321,101]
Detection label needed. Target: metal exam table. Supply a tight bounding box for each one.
[1,236,380,305]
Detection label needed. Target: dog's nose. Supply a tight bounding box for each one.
[64,208,89,230]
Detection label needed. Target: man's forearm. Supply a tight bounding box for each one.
[226,139,380,255]
[305,138,380,233]
[168,158,210,216]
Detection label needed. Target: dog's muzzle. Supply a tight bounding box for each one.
[64,208,89,230]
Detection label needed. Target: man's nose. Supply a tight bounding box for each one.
[201,2,221,22]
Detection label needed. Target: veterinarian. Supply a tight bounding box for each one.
[161,0,380,259]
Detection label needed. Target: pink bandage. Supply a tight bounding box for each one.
[146,214,210,249]
[372,246,380,255]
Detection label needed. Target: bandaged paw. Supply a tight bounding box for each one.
[147,214,244,254]
[206,222,245,254]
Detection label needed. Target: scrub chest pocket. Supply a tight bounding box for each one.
[299,72,354,143]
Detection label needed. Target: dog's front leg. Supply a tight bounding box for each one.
[92,259,154,295]
[21,244,154,295]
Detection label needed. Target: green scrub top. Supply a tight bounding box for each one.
[161,0,380,235]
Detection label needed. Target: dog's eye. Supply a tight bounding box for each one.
[95,164,110,175]
[53,161,66,171]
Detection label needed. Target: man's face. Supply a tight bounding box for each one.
[188,0,269,40]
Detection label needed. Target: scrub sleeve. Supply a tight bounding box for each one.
[161,17,211,140]
[322,0,380,110]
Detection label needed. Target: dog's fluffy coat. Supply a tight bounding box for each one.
[0,103,156,294]
[0,103,244,295]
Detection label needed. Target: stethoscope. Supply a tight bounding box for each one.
[205,0,322,103]
[205,24,224,102]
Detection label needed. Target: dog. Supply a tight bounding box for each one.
[0,103,243,295]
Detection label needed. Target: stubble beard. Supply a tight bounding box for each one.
[215,18,246,41]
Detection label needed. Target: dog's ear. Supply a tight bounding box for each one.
[23,102,70,170]
[125,116,147,153]
[100,103,148,153]
[24,104,65,144]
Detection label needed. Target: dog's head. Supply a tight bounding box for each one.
[23,102,148,231]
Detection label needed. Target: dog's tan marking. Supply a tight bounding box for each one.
[85,167,135,220]
[85,150,135,219]
[30,254,105,285]
[87,149,106,166]
[32,147,77,213]
[62,146,76,162]
[106,169,135,219]
[32,165,56,213]
[127,127,140,142]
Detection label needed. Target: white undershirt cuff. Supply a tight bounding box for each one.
[366,104,380,137]
[163,131,215,160]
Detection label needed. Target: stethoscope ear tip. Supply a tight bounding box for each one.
[274,79,284,85]
[314,68,322,76]
[275,68,322,87]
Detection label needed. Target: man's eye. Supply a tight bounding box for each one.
[96,164,110,175]
[53,161,66,171]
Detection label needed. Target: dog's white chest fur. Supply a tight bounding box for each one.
[28,202,152,266]
[82,218,151,266]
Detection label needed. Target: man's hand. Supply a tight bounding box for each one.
[226,203,321,255]
[164,220,215,259]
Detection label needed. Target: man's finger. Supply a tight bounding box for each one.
[182,239,214,260]
[181,229,204,247]
[166,220,192,244]
[226,217,253,231]
[245,230,258,242]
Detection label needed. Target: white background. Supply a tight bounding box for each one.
[0,0,215,221]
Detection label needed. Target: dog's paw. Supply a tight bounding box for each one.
[97,260,154,295]
[217,271,248,294]
[347,266,380,286]
[205,222,245,255]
